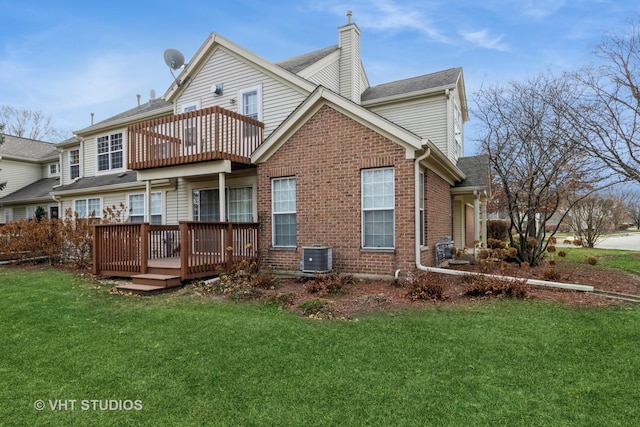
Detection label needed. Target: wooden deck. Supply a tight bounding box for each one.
[127,105,264,170]
[93,222,259,287]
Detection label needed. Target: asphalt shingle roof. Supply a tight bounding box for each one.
[0,177,59,204]
[361,67,461,102]
[52,171,139,193]
[276,45,339,74]
[455,155,491,189]
[76,98,171,132]
[0,134,58,161]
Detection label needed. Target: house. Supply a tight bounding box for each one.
[4,14,491,281]
[0,134,60,222]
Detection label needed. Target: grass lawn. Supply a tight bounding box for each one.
[2,267,640,426]
[559,247,640,275]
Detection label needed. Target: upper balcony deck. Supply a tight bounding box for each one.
[127,106,264,170]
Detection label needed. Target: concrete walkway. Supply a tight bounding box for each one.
[596,232,640,251]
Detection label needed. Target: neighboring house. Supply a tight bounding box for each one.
[0,134,60,222]
[7,16,491,277]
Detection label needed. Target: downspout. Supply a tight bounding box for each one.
[413,148,593,292]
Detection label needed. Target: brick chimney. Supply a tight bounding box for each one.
[338,11,362,104]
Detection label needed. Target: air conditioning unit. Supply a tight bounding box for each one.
[301,245,333,273]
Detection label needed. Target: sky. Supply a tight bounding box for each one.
[0,0,638,155]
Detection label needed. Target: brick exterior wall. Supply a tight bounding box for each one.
[420,168,453,266]
[257,104,422,276]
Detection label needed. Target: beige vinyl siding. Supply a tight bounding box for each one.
[176,47,307,138]
[12,207,27,221]
[369,96,448,153]
[0,160,42,197]
[306,60,340,92]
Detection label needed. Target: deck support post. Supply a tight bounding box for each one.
[145,180,152,223]
[219,172,226,222]
[141,223,149,274]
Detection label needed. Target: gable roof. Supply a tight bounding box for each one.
[252,85,424,163]
[276,45,339,73]
[164,32,317,103]
[0,134,58,162]
[0,177,59,205]
[361,67,462,102]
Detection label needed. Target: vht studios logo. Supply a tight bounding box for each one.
[34,399,143,411]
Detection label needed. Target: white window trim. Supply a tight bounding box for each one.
[96,133,124,174]
[361,168,395,250]
[73,197,102,219]
[238,85,263,121]
[128,192,163,224]
[272,177,296,248]
[181,100,200,113]
[69,148,81,180]
[4,207,14,223]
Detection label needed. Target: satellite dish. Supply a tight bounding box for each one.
[163,49,185,70]
[150,89,156,100]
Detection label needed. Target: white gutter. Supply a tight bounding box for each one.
[413,146,593,292]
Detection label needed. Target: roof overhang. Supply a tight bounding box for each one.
[73,105,173,137]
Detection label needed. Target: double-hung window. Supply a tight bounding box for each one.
[272,178,296,247]
[75,198,101,218]
[362,168,395,249]
[129,193,162,224]
[70,149,80,179]
[97,133,123,171]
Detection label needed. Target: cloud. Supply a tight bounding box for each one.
[316,0,453,44]
[461,29,509,51]
[521,0,565,18]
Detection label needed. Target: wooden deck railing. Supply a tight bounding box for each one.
[93,222,259,280]
[128,106,264,170]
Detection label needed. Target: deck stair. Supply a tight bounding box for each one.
[116,273,182,295]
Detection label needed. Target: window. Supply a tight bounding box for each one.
[239,85,262,139]
[70,149,80,179]
[454,104,463,159]
[4,208,14,223]
[97,133,123,171]
[49,163,59,175]
[419,172,425,246]
[128,193,162,224]
[272,178,296,247]
[182,101,200,149]
[74,198,101,218]
[192,187,253,222]
[362,168,395,249]
[229,187,253,222]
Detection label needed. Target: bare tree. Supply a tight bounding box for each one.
[569,20,640,184]
[565,193,628,248]
[473,72,616,266]
[0,105,65,142]
[627,190,640,229]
